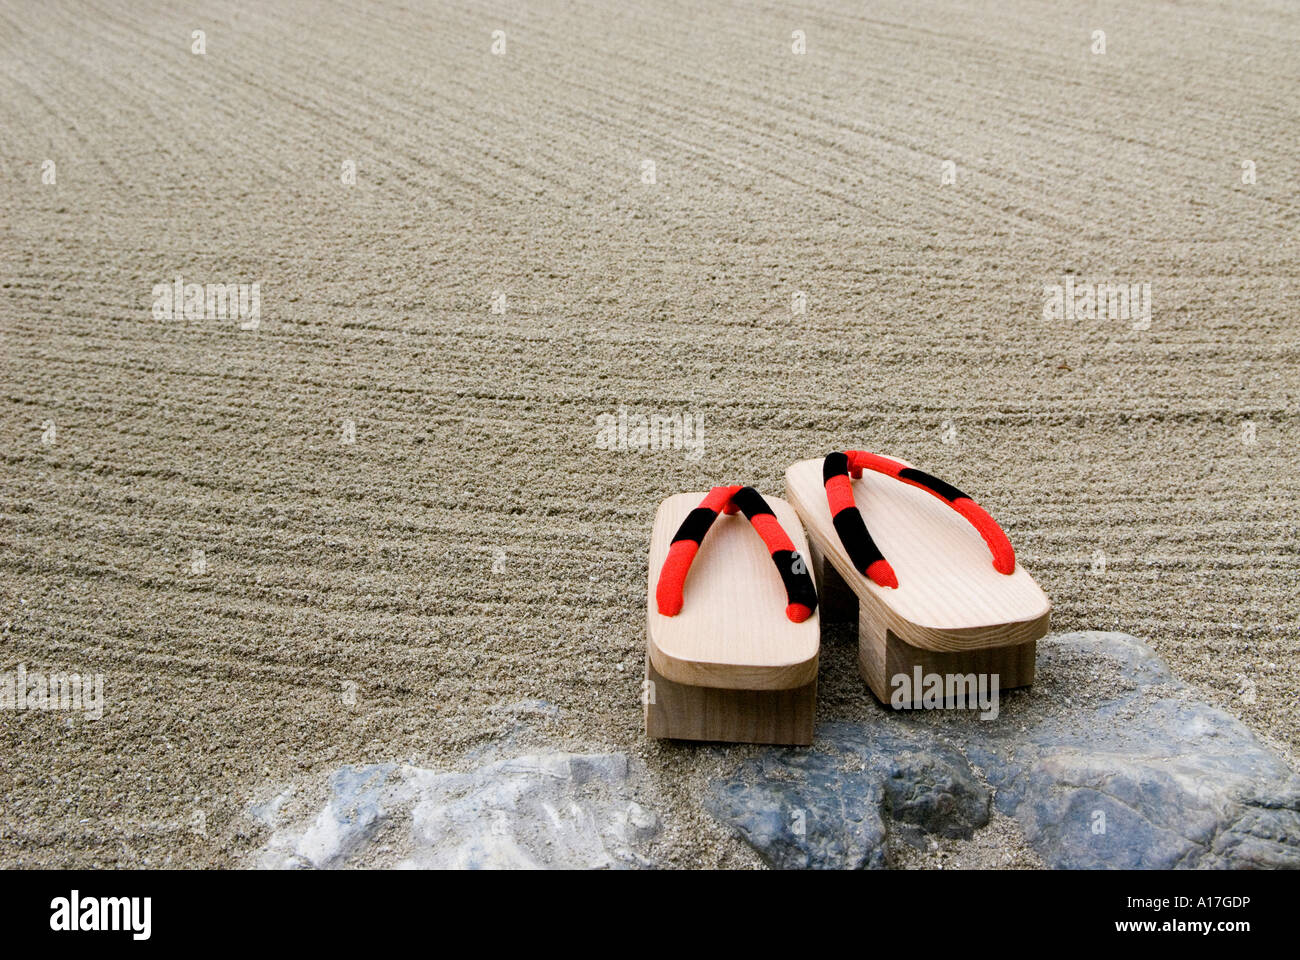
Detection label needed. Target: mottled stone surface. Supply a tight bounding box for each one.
[708,723,989,869]
[965,632,1300,869]
[709,633,1300,869]
[254,752,658,869]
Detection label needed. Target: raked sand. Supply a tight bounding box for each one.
[1,0,1297,867]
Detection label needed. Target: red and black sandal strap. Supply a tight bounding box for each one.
[823,450,1016,589]
[656,486,818,623]
[823,453,898,588]
[729,486,818,623]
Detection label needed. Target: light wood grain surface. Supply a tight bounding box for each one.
[644,658,815,744]
[786,458,1050,651]
[647,493,819,690]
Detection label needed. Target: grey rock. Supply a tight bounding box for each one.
[271,764,395,868]
[964,632,1300,869]
[709,632,1300,870]
[706,723,989,869]
[253,752,657,869]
